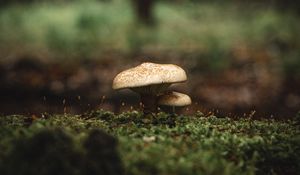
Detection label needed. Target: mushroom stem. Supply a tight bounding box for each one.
[140,94,157,115]
[172,106,175,114]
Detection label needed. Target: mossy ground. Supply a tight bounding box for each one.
[0,111,299,175]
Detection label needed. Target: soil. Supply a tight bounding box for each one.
[0,55,299,119]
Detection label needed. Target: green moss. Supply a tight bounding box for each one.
[0,111,299,175]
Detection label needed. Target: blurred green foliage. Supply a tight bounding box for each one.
[0,111,299,175]
[0,0,299,74]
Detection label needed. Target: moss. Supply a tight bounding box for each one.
[0,125,123,175]
[0,111,299,175]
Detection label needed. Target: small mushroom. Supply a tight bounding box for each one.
[157,91,192,114]
[112,62,187,115]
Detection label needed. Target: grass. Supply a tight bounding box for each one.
[0,110,299,175]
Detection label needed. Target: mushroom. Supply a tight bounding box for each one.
[112,62,187,115]
[157,91,192,114]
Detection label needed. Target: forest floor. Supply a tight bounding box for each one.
[1,111,299,175]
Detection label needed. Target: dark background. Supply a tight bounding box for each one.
[0,0,299,118]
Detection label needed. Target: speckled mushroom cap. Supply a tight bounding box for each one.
[112,62,187,91]
[157,91,192,107]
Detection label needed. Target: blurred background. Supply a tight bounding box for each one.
[0,0,299,118]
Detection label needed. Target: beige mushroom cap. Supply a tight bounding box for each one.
[157,91,192,107]
[112,62,187,90]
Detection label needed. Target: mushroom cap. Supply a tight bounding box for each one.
[112,62,187,90]
[157,91,192,107]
